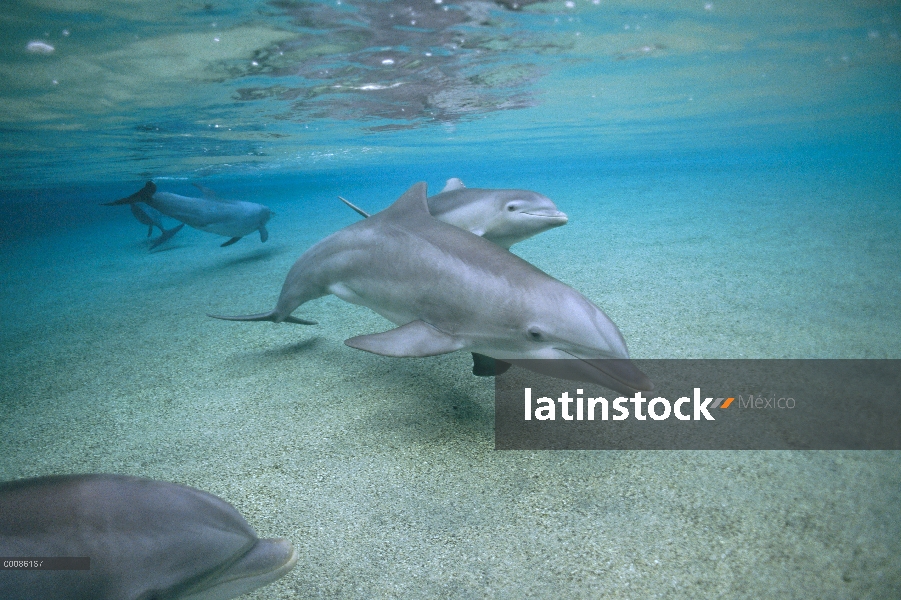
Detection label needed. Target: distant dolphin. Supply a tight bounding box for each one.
[129,202,185,249]
[212,183,651,395]
[105,182,271,247]
[0,474,298,600]
[339,177,568,249]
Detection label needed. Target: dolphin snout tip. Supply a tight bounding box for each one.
[584,357,654,395]
[235,536,299,581]
[264,537,299,571]
[632,371,655,393]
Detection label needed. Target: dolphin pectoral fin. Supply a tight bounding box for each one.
[147,224,154,237]
[150,223,185,249]
[103,181,156,205]
[259,226,269,243]
[472,353,494,376]
[441,177,466,192]
[192,183,218,200]
[209,311,318,325]
[130,203,155,228]
[338,196,372,218]
[221,236,242,247]
[345,320,465,357]
[471,353,512,376]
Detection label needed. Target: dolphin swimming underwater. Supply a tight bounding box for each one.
[211,182,651,395]
[338,177,569,376]
[105,182,271,247]
[0,474,298,600]
[129,202,185,248]
[339,177,568,249]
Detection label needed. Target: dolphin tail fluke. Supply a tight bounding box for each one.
[221,236,242,247]
[338,196,371,218]
[282,315,317,325]
[103,181,156,206]
[208,311,318,325]
[150,223,185,249]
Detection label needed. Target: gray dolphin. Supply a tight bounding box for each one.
[339,177,568,249]
[129,202,186,248]
[0,474,298,600]
[105,182,271,247]
[338,177,569,375]
[211,182,651,395]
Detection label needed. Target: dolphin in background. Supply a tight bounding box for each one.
[339,177,568,249]
[129,203,185,249]
[0,474,298,600]
[212,183,651,395]
[105,182,271,247]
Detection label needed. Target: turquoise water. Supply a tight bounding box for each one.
[2,1,900,598]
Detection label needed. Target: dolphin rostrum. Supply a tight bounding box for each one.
[129,202,185,248]
[105,182,271,247]
[338,177,568,249]
[0,474,298,600]
[211,182,651,394]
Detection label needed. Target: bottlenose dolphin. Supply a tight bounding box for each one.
[339,177,568,249]
[211,183,651,394]
[0,474,297,600]
[129,203,185,248]
[339,177,569,375]
[105,182,271,247]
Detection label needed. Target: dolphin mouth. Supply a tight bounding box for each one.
[560,351,654,394]
[523,209,568,224]
[180,537,298,600]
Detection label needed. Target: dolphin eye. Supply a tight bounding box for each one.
[528,327,543,341]
[506,202,520,212]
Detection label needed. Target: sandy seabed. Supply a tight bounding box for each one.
[1,160,899,598]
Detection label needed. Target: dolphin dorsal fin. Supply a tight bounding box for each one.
[382,182,429,218]
[441,178,465,192]
[192,183,220,200]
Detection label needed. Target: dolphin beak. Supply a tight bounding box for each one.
[180,537,298,600]
[524,209,568,225]
[576,357,654,395]
[507,356,653,396]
